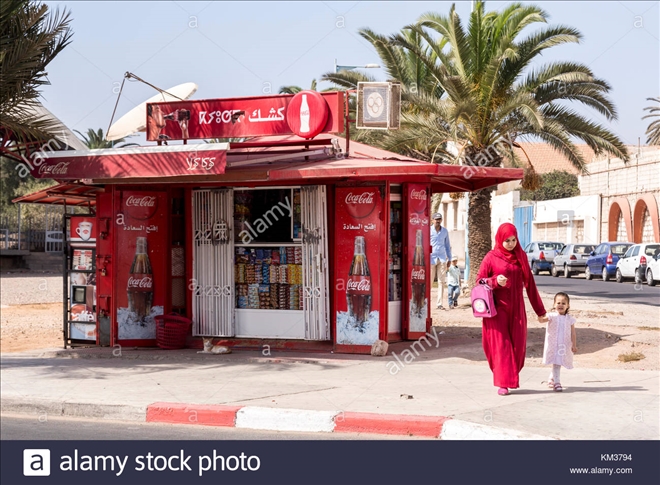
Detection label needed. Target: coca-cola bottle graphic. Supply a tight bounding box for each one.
[299,94,310,133]
[346,236,371,325]
[127,237,153,319]
[411,229,426,317]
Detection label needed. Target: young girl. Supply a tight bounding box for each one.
[542,292,577,392]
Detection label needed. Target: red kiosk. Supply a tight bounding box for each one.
[14,90,523,354]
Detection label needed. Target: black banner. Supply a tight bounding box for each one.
[3,440,659,485]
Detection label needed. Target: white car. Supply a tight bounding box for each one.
[615,243,660,283]
[646,250,660,286]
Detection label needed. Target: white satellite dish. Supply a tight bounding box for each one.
[106,82,197,141]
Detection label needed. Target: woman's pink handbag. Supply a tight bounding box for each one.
[471,279,497,318]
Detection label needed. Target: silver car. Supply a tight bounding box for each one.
[552,244,596,278]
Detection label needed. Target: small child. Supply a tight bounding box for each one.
[542,292,577,392]
[447,256,461,308]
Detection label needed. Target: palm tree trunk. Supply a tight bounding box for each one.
[467,187,493,288]
[431,193,442,216]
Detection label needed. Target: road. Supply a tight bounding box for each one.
[0,414,423,441]
[534,272,660,306]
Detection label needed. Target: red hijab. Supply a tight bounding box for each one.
[493,223,530,285]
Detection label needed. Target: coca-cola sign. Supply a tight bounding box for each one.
[127,275,153,291]
[343,191,377,219]
[347,276,371,294]
[410,214,421,226]
[408,185,428,214]
[124,193,159,220]
[38,162,69,175]
[411,268,425,281]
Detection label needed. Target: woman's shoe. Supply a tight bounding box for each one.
[553,383,563,392]
[497,387,509,396]
[547,379,555,389]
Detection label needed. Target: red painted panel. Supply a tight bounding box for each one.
[334,412,447,437]
[403,183,431,340]
[147,403,241,427]
[334,186,385,352]
[146,92,344,141]
[114,190,168,345]
[95,191,114,345]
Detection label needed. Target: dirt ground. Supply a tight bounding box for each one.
[1,284,658,371]
[430,288,659,371]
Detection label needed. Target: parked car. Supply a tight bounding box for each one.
[523,241,564,275]
[645,249,660,286]
[615,243,660,283]
[552,244,595,278]
[585,242,632,281]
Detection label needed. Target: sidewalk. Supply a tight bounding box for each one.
[1,340,658,440]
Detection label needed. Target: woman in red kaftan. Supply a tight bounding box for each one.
[476,223,548,395]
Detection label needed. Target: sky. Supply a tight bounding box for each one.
[41,1,659,146]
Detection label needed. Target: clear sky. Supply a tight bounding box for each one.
[41,1,659,146]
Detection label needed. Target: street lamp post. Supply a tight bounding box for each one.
[334,59,380,73]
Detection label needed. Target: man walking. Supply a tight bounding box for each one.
[430,212,452,309]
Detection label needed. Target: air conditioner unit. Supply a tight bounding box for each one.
[356,82,401,130]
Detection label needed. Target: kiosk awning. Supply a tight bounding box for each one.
[28,143,229,180]
[12,183,103,206]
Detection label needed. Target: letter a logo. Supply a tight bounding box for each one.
[23,449,50,476]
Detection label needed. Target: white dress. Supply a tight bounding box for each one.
[542,312,576,369]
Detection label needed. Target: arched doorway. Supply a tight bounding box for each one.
[608,198,632,242]
[633,196,660,243]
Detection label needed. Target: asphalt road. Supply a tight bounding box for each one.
[533,272,660,306]
[0,414,423,441]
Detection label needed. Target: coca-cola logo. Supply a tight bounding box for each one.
[408,185,428,214]
[410,189,427,200]
[38,162,69,175]
[124,193,158,220]
[347,277,371,293]
[411,268,425,281]
[343,191,377,219]
[126,196,156,207]
[127,276,153,290]
[410,214,421,226]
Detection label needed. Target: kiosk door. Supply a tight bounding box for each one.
[301,185,330,340]
[192,189,235,337]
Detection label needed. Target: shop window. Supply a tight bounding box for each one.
[170,191,186,315]
[234,188,301,244]
[234,188,303,311]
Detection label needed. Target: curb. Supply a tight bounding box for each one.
[146,402,447,437]
[1,397,146,422]
[2,397,555,440]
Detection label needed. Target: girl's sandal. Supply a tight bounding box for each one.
[553,383,563,392]
[547,379,555,389]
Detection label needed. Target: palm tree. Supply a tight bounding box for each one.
[75,128,138,149]
[326,2,629,285]
[278,79,318,95]
[0,0,73,142]
[643,97,660,145]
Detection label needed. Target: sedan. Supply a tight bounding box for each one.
[616,243,660,283]
[585,242,632,281]
[523,241,564,275]
[552,244,595,278]
[646,251,660,286]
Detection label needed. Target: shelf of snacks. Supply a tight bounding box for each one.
[388,201,403,302]
[234,246,304,311]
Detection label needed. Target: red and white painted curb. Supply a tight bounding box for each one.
[147,403,448,438]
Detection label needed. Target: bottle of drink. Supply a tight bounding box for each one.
[411,229,426,317]
[346,236,371,325]
[299,94,310,133]
[127,237,154,319]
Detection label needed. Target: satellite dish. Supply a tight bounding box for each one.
[106,82,197,141]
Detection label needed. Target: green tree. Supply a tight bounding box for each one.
[326,2,629,285]
[75,128,138,149]
[643,97,660,145]
[278,79,318,94]
[0,0,73,141]
[520,170,580,201]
